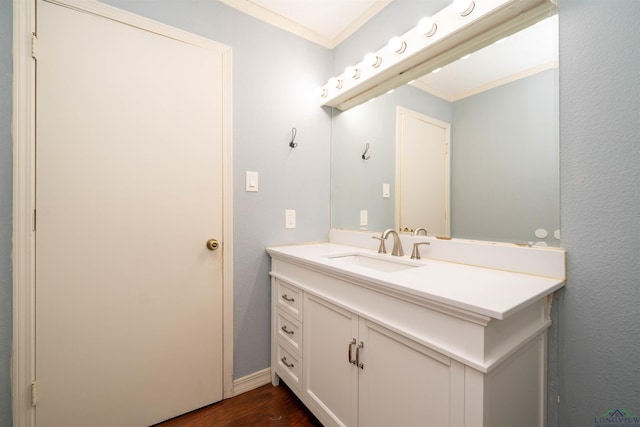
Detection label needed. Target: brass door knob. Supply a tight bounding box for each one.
[206,239,219,251]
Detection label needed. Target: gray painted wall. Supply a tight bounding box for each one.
[556,1,640,425]
[0,0,12,425]
[1,1,639,426]
[452,69,560,244]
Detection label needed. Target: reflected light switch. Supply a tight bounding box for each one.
[382,183,390,198]
[285,210,296,229]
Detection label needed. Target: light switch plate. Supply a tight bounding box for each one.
[382,183,390,198]
[245,171,258,192]
[285,210,296,229]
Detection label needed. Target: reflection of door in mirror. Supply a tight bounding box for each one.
[395,107,450,237]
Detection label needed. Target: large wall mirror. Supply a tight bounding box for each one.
[331,14,559,246]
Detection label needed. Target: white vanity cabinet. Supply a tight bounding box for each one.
[303,292,465,427]
[268,243,565,427]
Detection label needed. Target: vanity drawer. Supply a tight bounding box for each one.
[276,309,302,354]
[275,343,301,391]
[275,279,302,321]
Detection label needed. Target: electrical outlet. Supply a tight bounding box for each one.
[360,210,368,226]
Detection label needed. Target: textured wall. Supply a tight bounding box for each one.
[555,1,640,425]
[0,0,13,424]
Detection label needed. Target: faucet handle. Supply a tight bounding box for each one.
[372,236,387,254]
[410,242,431,260]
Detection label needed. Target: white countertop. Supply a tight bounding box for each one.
[267,242,565,320]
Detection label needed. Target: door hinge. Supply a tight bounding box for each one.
[32,209,36,232]
[31,33,37,59]
[31,382,38,407]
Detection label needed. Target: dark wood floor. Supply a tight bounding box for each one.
[153,383,323,427]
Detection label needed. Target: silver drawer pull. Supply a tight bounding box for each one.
[356,341,365,370]
[281,356,294,368]
[282,294,295,302]
[281,325,294,335]
[348,338,356,365]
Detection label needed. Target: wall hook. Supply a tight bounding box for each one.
[289,127,298,148]
[362,143,371,160]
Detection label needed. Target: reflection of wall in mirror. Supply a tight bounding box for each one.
[331,68,559,245]
[452,68,559,243]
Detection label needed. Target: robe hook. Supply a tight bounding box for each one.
[289,127,298,148]
[362,142,371,160]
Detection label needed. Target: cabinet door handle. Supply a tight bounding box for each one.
[348,338,356,365]
[355,341,365,369]
[281,356,294,368]
[282,294,295,302]
[281,325,294,335]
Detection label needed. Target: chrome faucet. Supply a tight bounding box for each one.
[413,227,428,236]
[381,229,404,257]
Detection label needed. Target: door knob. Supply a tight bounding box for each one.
[206,239,220,251]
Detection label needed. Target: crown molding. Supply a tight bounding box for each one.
[218,0,391,49]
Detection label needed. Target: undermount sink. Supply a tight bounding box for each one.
[326,253,422,272]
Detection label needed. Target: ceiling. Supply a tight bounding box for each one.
[218,0,391,48]
[220,0,558,101]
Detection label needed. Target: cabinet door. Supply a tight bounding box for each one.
[358,320,465,427]
[303,294,359,427]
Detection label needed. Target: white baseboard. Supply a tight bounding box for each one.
[232,368,272,397]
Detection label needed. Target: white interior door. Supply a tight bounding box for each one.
[396,107,450,236]
[35,1,227,425]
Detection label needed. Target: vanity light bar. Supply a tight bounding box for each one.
[318,0,557,111]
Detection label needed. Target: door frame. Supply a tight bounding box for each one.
[12,1,234,425]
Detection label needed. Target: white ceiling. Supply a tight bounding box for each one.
[219,0,391,48]
[220,0,558,101]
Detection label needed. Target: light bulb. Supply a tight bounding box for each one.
[417,17,437,37]
[388,36,407,54]
[453,0,475,16]
[328,77,343,89]
[345,65,360,80]
[365,53,382,68]
[316,87,328,98]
